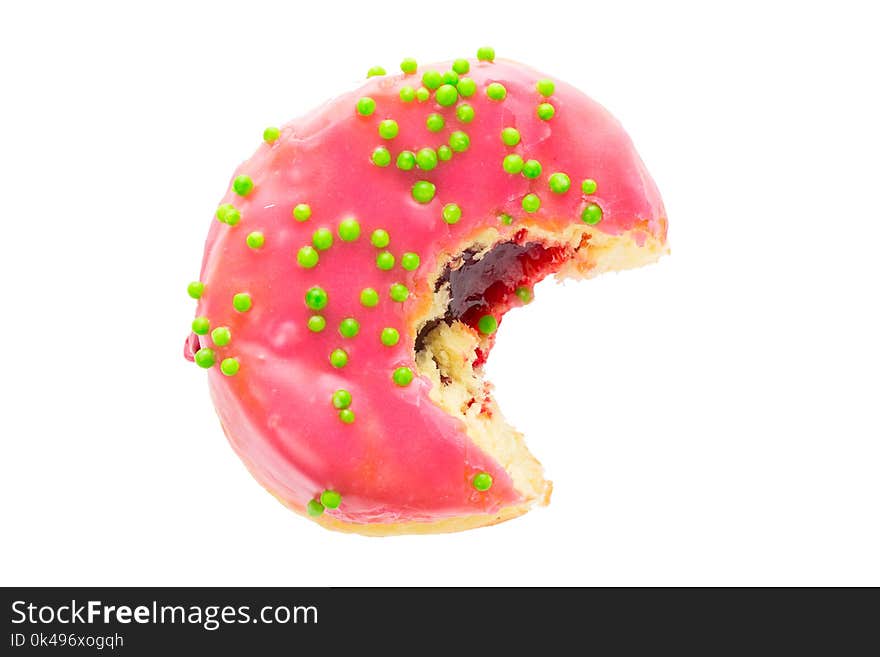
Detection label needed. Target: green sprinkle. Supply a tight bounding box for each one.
[498,213,513,225]
[501,127,520,146]
[329,349,348,368]
[380,327,400,346]
[397,150,416,170]
[400,57,418,74]
[422,70,443,90]
[232,293,252,312]
[548,172,571,194]
[356,97,376,116]
[211,326,231,346]
[473,472,493,491]
[339,317,360,338]
[367,65,386,77]
[360,288,379,307]
[392,366,414,386]
[372,146,391,167]
[435,84,458,107]
[581,203,603,225]
[503,154,524,174]
[338,217,361,242]
[305,286,328,311]
[536,79,555,97]
[416,147,438,171]
[401,252,420,271]
[220,357,240,376]
[537,103,555,120]
[415,87,430,102]
[411,180,436,204]
[456,77,476,97]
[453,58,470,75]
[389,283,409,302]
[376,251,395,270]
[437,145,452,161]
[246,231,265,249]
[486,82,507,101]
[399,86,416,102]
[338,409,355,424]
[321,490,342,509]
[307,315,326,332]
[478,314,498,334]
[477,46,495,62]
[194,347,216,369]
[332,389,352,409]
[456,103,475,123]
[233,175,254,196]
[263,126,280,143]
[292,204,311,222]
[442,203,462,224]
[371,229,390,248]
[426,113,445,132]
[378,120,399,140]
[191,316,210,335]
[187,281,205,299]
[522,159,542,179]
[581,178,598,195]
[312,228,333,251]
[216,204,241,226]
[515,286,533,304]
[297,245,319,268]
[307,499,324,516]
[215,204,234,223]
[522,193,541,213]
[443,70,460,85]
[223,208,241,226]
[448,130,470,152]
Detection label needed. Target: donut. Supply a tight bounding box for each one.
[185,48,667,535]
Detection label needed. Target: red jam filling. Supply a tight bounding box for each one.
[427,231,573,366]
[183,331,200,362]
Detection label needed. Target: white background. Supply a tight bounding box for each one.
[2,1,878,586]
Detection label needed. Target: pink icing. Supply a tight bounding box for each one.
[189,58,666,525]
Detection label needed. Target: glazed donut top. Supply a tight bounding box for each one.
[187,49,666,523]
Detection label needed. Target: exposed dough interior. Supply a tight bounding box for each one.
[413,221,668,509]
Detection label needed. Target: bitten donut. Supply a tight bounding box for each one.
[185,48,667,535]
